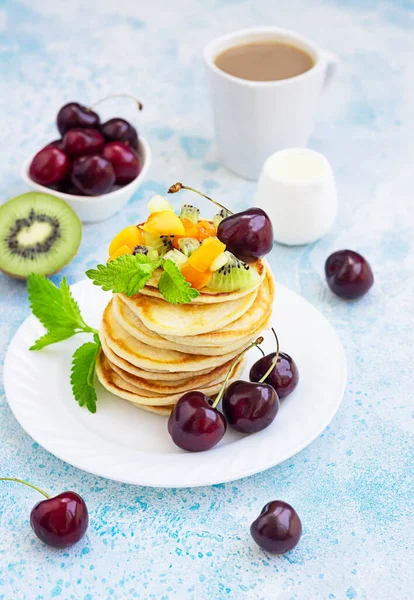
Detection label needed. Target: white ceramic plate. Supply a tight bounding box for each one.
[4,281,346,488]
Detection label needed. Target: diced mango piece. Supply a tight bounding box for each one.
[196,220,216,241]
[188,237,226,272]
[180,263,212,290]
[141,211,185,236]
[108,245,133,262]
[109,226,142,256]
[172,218,200,248]
[147,195,174,213]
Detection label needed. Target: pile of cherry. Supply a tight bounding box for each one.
[29,99,142,196]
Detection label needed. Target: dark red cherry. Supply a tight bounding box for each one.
[29,147,70,185]
[222,380,279,433]
[325,250,374,299]
[251,500,302,554]
[217,208,273,263]
[168,391,226,452]
[101,118,138,150]
[57,102,100,135]
[71,155,115,195]
[250,352,299,399]
[44,139,64,151]
[102,142,141,184]
[30,491,88,548]
[62,128,105,157]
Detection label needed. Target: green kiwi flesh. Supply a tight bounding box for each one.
[208,251,261,292]
[0,192,82,279]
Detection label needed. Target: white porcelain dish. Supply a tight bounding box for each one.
[20,136,151,223]
[4,280,346,488]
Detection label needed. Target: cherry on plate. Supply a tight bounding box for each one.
[168,391,226,452]
[250,351,299,399]
[251,500,302,554]
[29,147,70,186]
[71,155,115,196]
[325,250,374,299]
[222,380,279,433]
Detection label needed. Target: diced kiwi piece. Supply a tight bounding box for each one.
[0,191,81,279]
[210,251,228,272]
[177,237,200,257]
[208,251,261,292]
[163,249,188,267]
[132,245,159,261]
[213,208,231,229]
[180,203,200,224]
[141,231,173,255]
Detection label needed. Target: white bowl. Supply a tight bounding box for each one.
[21,136,151,223]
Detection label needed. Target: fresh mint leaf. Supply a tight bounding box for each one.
[27,274,97,350]
[86,254,162,296]
[158,259,200,304]
[70,338,101,414]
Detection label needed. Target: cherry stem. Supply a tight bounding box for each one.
[0,477,50,499]
[212,336,264,409]
[88,94,143,112]
[258,328,280,384]
[257,345,266,357]
[168,183,233,215]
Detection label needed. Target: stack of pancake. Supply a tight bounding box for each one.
[96,260,274,416]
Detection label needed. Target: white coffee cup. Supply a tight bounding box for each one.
[255,148,338,246]
[204,27,339,180]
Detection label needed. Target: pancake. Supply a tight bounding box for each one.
[161,269,274,348]
[96,352,245,409]
[119,283,258,337]
[100,300,244,372]
[109,355,239,394]
[141,258,267,304]
[100,334,217,381]
[112,294,257,356]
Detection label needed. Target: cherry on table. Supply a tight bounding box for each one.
[168,391,226,452]
[250,351,299,400]
[29,147,70,186]
[57,102,100,135]
[325,250,374,299]
[251,500,302,554]
[102,141,141,184]
[71,155,115,195]
[63,128,105,157]
[0,478,88,549]
[101,118,139,150]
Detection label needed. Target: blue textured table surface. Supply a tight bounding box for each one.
[1,1,413,599]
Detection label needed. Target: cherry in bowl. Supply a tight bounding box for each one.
[102,142,141,184]
[325,250,374,299]
[57,102,100,135]
[71,155,116,196]
[29,147,70,186]
[101,118,138,150]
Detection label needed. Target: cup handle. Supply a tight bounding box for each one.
[320,49,339,91]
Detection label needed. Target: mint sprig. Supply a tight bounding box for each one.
[70,334,101,414]
[158,260,200,304]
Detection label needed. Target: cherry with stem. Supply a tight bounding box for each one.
[0,477,88,548]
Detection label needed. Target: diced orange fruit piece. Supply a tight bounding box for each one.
[196,220,216,241]
[109,226,142,256]
[180,263,212,290]
[188,237,226,272]
[172,218,200,248]
[108,245,133,262]
[141,211,185,236]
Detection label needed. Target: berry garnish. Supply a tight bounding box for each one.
[168,183,274,263]
[250,350,299,400]
[168,337,264,451]
[0,477,88,548]
[325,250,374,299]
[29,147,70,186]
[222,329,280,433]
[251,500,302,554]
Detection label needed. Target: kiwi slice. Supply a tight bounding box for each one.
[177,237,200,257]
[213,208,231,228]
[0,192,81,279]
[141,231,173,255]
[180,203,200,224]
[132,245,159,261]
[163,248,188,267]
[208,251,261,292]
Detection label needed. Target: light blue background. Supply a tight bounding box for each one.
[0,1,413,598]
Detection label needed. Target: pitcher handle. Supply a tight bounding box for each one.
[320,49,339,91]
